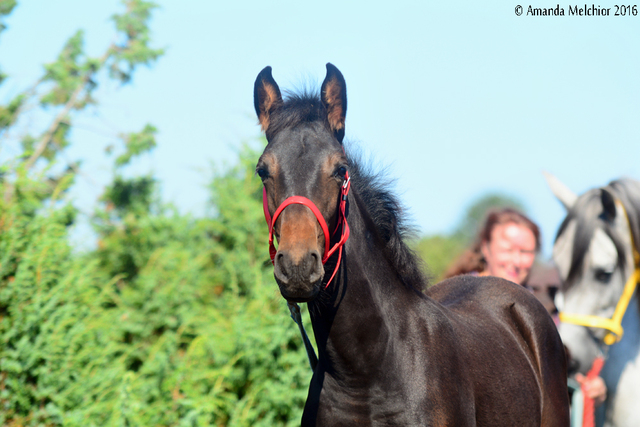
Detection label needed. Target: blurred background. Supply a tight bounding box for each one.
[0,1,637,425]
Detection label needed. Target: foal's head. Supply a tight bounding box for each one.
[254,64,348,302]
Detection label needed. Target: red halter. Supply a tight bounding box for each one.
[262,172,351,288]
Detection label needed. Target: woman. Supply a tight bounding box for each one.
[444,207,607,407]
[444,208,539,283]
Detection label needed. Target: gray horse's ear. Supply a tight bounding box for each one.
[543,171,577,211]
[321,63,347,143]
[600,189,617,222]
[254,66,283,133]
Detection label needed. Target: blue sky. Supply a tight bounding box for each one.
[1,1,639,256]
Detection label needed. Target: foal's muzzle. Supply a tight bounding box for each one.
[274,245,324,301]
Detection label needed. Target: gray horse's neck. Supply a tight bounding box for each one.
[602,291,640,427]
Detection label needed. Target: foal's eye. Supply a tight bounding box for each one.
[335,166,347,179]
[594,268,613,284]
[256,168,269,180]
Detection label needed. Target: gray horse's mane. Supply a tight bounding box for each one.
[556,178,640,287]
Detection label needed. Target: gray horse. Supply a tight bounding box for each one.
[546,173,640,427]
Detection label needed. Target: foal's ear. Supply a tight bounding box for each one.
[600,188,617,222]
[254,66,283,132]
[321,63,347,143]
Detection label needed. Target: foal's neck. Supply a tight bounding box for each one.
[307,191,428,374]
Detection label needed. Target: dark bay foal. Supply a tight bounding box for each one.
[255,63,570,426]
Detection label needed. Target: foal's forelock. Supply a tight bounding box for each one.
[265,94,328,141]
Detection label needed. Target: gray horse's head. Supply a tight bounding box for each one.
[546,173,640,374]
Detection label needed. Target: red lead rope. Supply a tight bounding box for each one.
[262,173,351,288]
[582,356,605,427]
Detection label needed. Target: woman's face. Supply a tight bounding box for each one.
[481,222,537,285]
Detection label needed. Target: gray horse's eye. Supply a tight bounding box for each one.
[594,268,613,284]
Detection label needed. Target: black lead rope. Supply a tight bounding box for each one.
[287,302,318,371]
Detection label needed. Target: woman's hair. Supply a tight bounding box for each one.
[443,208,541,279]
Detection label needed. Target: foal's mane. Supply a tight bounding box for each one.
[269,89,429,294]
[345,148,429,294]
[556,178,640,287]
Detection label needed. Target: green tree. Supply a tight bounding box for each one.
[83,140,310,426]
[415,234,466,282]
[0,3,312,425]
[415,192,526,282]
[453,193,525,244]
[0,0,163,208]
[1,140,311,426]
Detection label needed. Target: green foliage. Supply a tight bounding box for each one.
[208,144,269,296]
[0,141,311,426]
[41,30,89,108]
[0,0,16,34]
[115,124,157,167]
[0,0,17,88]
[0,93,24,132]
[0,2,311,424]
[415,192,526,282]
[414,234,466,281]
[110,0,164,83]
[453,192,525,244]
[1,0,164,203]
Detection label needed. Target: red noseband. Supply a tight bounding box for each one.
[263,172,351,288]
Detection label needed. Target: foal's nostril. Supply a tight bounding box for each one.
[274,252,289,283]
[307,250,324,282]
